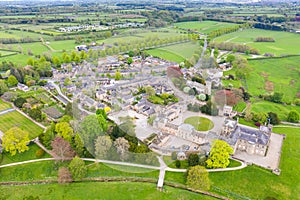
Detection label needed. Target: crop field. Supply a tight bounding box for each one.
[209,127,300,200]
[174,21,238,34]
[0,111,44,138]
[213,29,300,55]
[223,56,300,103]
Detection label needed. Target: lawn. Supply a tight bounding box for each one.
[0,99,11,111]
[0,144,50,165]
[0,111,44,138]
[233,101,247,112]
[214,29,300,55]
[0,53,32,65]
[224,56,300,103]
[209,127,300,200]
[0,182,216,200]
[184,116,214,131]
[174,21,238,34]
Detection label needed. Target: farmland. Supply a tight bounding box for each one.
[174,21,238,34]
[0,111,44,138]
[214,29,300,56]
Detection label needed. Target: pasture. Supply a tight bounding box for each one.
[251,100,300,121]
[146,48,185,63]
[0,182,215,200]
[0,110,44,138]
[174,21,238,34]
[223,56,300,103]
[214,29,300,55]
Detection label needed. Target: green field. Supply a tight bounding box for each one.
[209,127,300,200]
[0,50,17,56]
[147,48,185,63]
[48,40,77,51]
[214,29,300,55]
[0,99,11,111]
[184,116,214,131]
[174,21,238,34]
[251,100,300,121]
[159,41,201,59]
[0,182,216,200]
[0,53,32,65]
[0,111,44,138]
[224,56,300,103]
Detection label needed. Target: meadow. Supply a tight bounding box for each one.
[174,21,238,34]
[214,29,300,55]
[0,182,216,200]
[223,56,300,104]
[0,111,44,138]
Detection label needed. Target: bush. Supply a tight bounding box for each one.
[175,160,181,168]
[35,149,45,158]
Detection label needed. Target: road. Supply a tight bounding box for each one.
[194,38,207,69]
[0,108,14,116]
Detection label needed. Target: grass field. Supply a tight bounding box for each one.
[0,144,50,165]
[209,127,300,200]
[214,29,300,55]
[147,48,185,63]
[224,56,300,103]
[184,116,214,131]
[233,101,247,112]
[48,40,77,51]
[0,50,17,56]
[0,182,216,200]
[174,21,238,34]
[0,53,31,65]
[251,100,300,121]
[0,111,44,138]
[0,99,11,111]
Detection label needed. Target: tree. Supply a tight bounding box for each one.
[268,112,280,125]
[27,57,35,66]
[206,140,233,169]
[115,70,121,80]
[186,166,210,191]
[145,86,155,96]
[58,167,73,184]
[7,75,18,87]
[226,54,235,64]
[94,135,112,159]
[253,112,268,124]
[39,122,55,149]
[2,127,30,156]
[0,80,8,95]
[14,97,26,108]
[287,110,300,123]
[68,156,87,181]
[51,137,75,161]
[114,137,130,161]
[28,108,42,121]
[55,122,74,143]
[127,57,133,65]
[188,153,199,167]
[74,133,85,157]
[96,112,108,132]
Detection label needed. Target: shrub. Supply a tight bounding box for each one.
[35,149,45,158]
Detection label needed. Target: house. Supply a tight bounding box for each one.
[221,119,271,156]
[96,90,107,101]
[17,83,29,92]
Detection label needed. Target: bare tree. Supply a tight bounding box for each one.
[58,167,73,184]
[51,137,75,161]
[113,137,130,161]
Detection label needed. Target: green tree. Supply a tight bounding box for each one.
[14,97,26,108]
[186,165,210,191]
[268,112,280,125]
[226,54,235,63]
[0,80,8,95]
[55,122,74,143]
[127,57,133,65]
[52,56,61,68]
[74,133,85,157]
[145,86,155,96]
[39,122,55,149]
[94,135,112,159]
[206,140,233,169]
[188,153,199,167]
[2,127,30,156]
[287,110,300,123]
[27,57,35,66]
[28,108,42,121]
[7,75,18,87]
[68,156,87,181]
[115,70,121,80]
